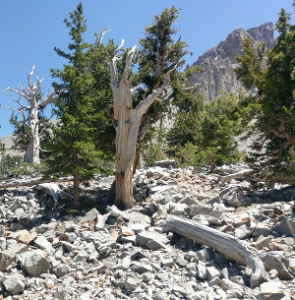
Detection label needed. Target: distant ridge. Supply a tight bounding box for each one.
[189,23,276,103]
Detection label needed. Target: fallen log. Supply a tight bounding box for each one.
[0,174,105,190]
[0,176,74,189]
[220,169,254,184]
[212,163,295,185]
[161,216,266,288]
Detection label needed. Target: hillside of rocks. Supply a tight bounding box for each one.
[188,23,276,103]
[0,162,294,299]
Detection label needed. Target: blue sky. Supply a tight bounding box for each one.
[0,0,294,137]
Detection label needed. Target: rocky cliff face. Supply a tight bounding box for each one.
[189,23,276,103]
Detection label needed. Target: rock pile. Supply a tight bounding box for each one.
[0,163,294,299]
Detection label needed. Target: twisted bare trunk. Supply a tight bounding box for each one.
[109,40,175,209]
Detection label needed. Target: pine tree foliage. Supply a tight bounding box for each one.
[167,91,253,166]
[234,8,295,165]
[129,6,203,154]
[44,3,113,206]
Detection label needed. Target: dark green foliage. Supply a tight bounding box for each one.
[174,142,198,165]
[129,7,203,157]
[0,155,22,177]
[44,3,113,205]
[166,93,204,157]
[143,143,165,167]
[86,38,118,156]
[168,91,252,166]
[234,8,295,165]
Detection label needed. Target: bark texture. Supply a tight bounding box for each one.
[161,216,266,288]
[109,40,175,209]
[0,66,55,164]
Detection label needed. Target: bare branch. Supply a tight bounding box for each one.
[269,121,295,145]
[148,40,161,59]
[27,65,35,90]
[6,87,30,101]
[136,64,177,116]
[109,39,125,90]
[184,83,199,90]
[114,39,124,56]
[27,65,44,96]
[130,83,143,93]
[38,146,51,153]
[38,90,56,110]
[122,45,137,82]
[3,90,30,110]
[0,104,29,127]
[95,26,112,48]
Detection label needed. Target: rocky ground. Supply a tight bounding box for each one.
[0,162,294,299]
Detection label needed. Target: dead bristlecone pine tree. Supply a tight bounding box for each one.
[109,40,176,210]
[0,66,56,164]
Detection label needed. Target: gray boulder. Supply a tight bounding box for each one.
[34,236,54,253]
[3,274,25,295]
[259,251,293,280]
[219,187,240,207]
[136,230,169,248]
[0,250,15,271]
[53,264,71,278]
[274,217,295,237]
[17,249,50,277]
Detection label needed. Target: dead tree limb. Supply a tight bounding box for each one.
[0,176,74,189]
[220,169,254,184]
[161,216,266,288]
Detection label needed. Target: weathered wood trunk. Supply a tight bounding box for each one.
[161,217,266,288]
[109,40,175,209]
[24,108,40,164]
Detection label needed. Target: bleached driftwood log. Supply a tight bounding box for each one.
[36,183,73,204]
[220,169,254,184]
[109,40,176,209]
[0,66,56,164]
[0,176,73,189]
[213,163,295,185]
[161,216,266,288]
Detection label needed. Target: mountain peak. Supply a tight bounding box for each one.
[189,23,276,103]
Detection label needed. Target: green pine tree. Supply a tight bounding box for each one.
[167,91,253,166]
[45,3,111,206]
[234,8,295,166]
[132,6,203,165]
